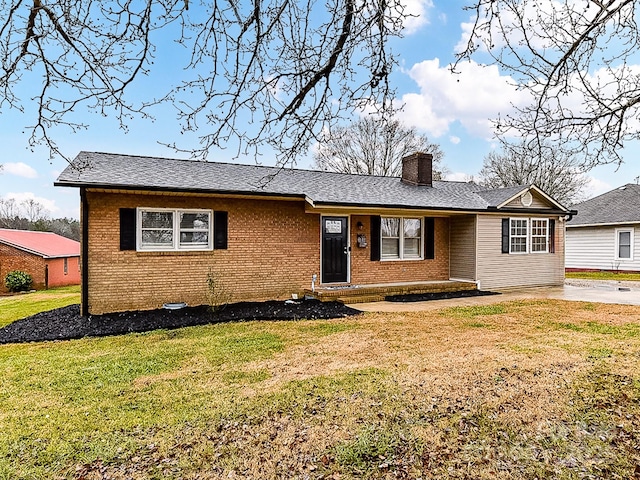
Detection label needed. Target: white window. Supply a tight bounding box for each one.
[530,219,549,253]
[381,217,423,260]
[615,228,634,260]
[138,208,212,251]
[509,218,528,254]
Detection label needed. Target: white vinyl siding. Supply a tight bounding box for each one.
[566,225,639,271]
[477,215,564,290]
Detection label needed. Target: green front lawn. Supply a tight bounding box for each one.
[566,271,640,281]
[1,299,639,479]
[0,285,80,327]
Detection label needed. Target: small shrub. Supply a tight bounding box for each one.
[205,267,232,314]
[5,270,33,292]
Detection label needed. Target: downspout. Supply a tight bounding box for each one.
[80,188,89,316]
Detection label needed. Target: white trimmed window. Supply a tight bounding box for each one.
[509,218,528,253]
[616,228,634,260]
[381,217,423,260]
[138,208,212,251]
[530,219,549,253]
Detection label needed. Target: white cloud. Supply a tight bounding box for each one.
[454,0,572,54]
[2,192,59,215]
[3,162,38,179]
[582,177,612,200]
[402,0,434,35]
[445,171,475,182]
[449,135,460,144]
[397,58,530,139]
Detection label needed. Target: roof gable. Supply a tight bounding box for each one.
[0,229,80,258]
[55,151,572,214]
[569,184,640,226]
[480,185,567,211]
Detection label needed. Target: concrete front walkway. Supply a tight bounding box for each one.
[351,281,640,312]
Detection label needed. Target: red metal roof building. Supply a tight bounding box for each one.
[0,229,80,291]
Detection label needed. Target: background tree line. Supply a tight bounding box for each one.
[0,198,79,241]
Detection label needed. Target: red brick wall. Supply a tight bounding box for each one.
[46,257,81,288]
[85,192,321,314]
[350,215,450,284]
[0,244,46,291]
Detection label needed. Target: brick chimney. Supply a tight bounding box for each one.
[401,152,433,186]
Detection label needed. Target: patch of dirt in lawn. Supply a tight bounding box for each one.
[0,300,361,345]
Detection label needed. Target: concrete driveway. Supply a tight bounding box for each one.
[351,279,640,312]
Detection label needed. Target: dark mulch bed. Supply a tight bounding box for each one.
[0,300,361,345]
[385,290,500,302]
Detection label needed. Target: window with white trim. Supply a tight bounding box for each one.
[530,219,549,253]
[138,208,212,251]
[381,217,423,260]
[616,228,634,260]
[509,218,528,253]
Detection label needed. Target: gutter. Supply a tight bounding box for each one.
[0,240,79,259]
[53,181,307,201]
[57,182,575,217]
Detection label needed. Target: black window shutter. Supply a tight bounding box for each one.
[119,208,136,251]
[214,211,228,249]
[501,218,510,254]
[425,217,435,259]
[370,215,381,261]
[549,219,556,253]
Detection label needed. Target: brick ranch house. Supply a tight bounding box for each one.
[0,229,80,291]
[55,151,575,315]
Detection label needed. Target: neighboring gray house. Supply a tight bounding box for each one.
[566,184,640,272]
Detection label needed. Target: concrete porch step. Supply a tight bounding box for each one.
[305,281,477,304]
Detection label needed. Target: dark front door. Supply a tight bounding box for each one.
[322,216,349,283]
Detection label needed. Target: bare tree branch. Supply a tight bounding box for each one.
[456,0,640,169]
[314,116,448,179]
[478,141,589,205]
[0,0,407,165]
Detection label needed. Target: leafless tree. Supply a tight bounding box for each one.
[0,198,21,227]
[21,198,49,223]
[478,141,589,206]
[0,197,50,228]
[456,0,640,169]
[313,117,447,179]
[1,0,409,164]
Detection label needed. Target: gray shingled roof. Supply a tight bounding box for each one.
[568,184,640,226]
[475,185,530,207]
[55,151,568,212]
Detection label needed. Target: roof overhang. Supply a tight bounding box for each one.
[306,202,572,217]
[63,183,573,217]
[66,184,308,203]
[0,239,79,259]
[567,221,640,228]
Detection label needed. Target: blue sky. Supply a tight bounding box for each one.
[1,0,639,220]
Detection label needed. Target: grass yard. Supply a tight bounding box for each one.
[1,298,640,479]
[0,285,80,328]
[566,271,640,282]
